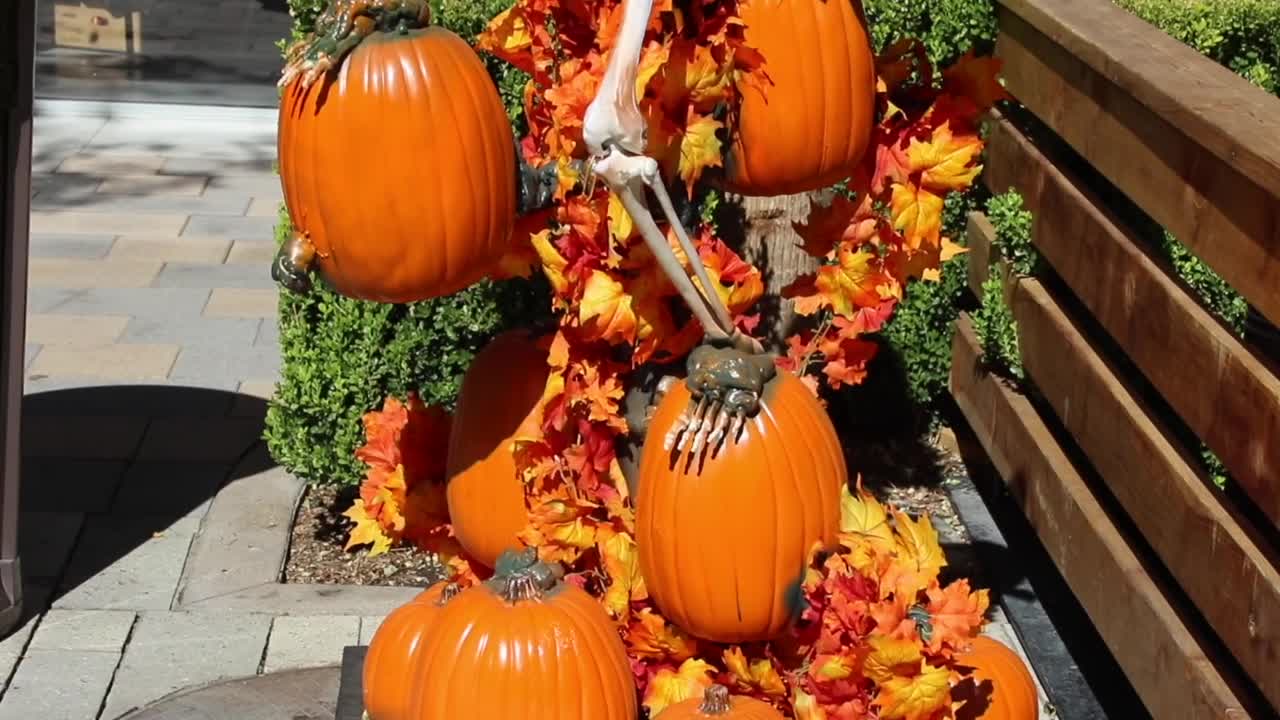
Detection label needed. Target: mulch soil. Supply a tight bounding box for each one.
[282,428,970,588]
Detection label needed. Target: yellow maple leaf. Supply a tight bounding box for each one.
[890,182,944,250]
[599,527,647,618]
[579,270,638,343]
[813,653,860,681]
[643,658,717,716]
[477,7,532,61]
[875,661,951,720]
[816,246,888,318]
[627,608,698,662]
[677,112,724,191]
[893,509,947,582]
[608,192,636,246]
[531,230,569,295]
[865,635,923,685]
[723,647,787,696]
[342,499,394,557]
[637,40,671,100]
[908,121,984,193]
[792,689,828,720]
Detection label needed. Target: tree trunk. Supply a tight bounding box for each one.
[725,190,832,352]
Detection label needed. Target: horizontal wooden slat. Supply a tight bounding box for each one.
[997,0,1280,201]
[951,317,1251,720]
[994,5,1280,327]
[981,114,1280,529]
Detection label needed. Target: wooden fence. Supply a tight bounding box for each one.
[949,1,1280,718]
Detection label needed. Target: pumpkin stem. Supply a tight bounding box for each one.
[280,0,433,89]
[271,231,317,294]
[698,685,732,715]
[487,547,565,603]
[437,582,462,606]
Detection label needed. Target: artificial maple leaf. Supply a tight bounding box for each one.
[788,246,889,318]
[579,270,639,343]
[660,38,734,112]
[875,661,951,720]
[890,181,944,250]
[532,230,571,296]
[677,111,724,192]
[792,689,828,720]
[644,658,717,716]
[864,635,923,685]
[923,579,989,654]
[342,499,394,556]
[599,527,647,618]
[794,194,861,258]
[892,509,947,582]
[723,647,787,696]
[839,482,896,552]
[908,121,984,193]
[942,50,1011,112]
[811,652,860,681]
[627,608,699,662]
[608,192,636,247]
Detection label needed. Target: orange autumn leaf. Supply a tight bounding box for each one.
[892,509,947,582]
[876,663,952,720]
[677,111,724,191]
[579,270,638,343]
[864,635,923,685]
[788,246,888,318]
[723,646,787,696]
[793,194,877,259]
[627,608,698,662]
[644,658,717,716]
[889,182,944,250]
[942,50,1011,112]
[812,652,860,681]
[908,121,983,194]
[923,579,989,653]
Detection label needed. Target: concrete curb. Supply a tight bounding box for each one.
[173,444,420,616]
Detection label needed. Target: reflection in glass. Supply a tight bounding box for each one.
[34,0,291,107]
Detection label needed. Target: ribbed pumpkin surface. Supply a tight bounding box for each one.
[363,583,453,720]
[725,0,876,196]
[954,636,1040,720]
[637,371,846,643]
[278,27,516,303]
[403,581,637,719]
[445,330,548,567]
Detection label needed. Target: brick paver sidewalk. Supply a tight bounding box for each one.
[0,102,381,720]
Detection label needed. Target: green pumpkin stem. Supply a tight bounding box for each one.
[698,685,732,715]
[487,548,565,603]
[280,0,432,89]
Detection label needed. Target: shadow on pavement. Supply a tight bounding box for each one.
[9,384,277,634]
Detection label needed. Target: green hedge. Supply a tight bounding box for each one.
[265,0,545,485]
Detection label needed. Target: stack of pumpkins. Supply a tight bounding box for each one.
[276,0,1039,716]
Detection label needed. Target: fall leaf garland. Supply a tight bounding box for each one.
[340,3,1009,718]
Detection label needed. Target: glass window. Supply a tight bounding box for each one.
[34,0,292,107]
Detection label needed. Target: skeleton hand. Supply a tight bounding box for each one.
[663,344,777,457]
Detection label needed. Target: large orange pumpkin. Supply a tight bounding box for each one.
[657,685,785,719]
[445,330,550,567]
[278,16,516,303]
[637,348,846,643]
[952,636,1040,720]
[724,0,876,196]
[404,548,638,719]
[362,582,459,720]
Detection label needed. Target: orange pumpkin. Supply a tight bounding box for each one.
[637,354,846,643]
[724,0,876,196]
[362,582,459,720]
[278,18,516,303]
[404,548,638,718]
[445,330,550,567]
[657,685,785,719]
[952,636,1040,720]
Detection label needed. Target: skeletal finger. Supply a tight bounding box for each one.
[707,410,731,456]
[678,397,711,452]
[690,401,721,455]
[731,410,747,444]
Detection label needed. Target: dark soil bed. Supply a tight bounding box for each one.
[283,429,970,587]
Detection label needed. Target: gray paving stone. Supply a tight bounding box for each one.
[29,609,136,653]
[112,463,230,516]
[27,287,212,320]
[27,232,115,259]
[0,609,39,684]
[22,415,148,459]
[28,342,179,380]
[263,615,360,673]
[87,117,275,149]
[30,210,188,236]
[359,616,385,646]
[0,649,121,720]
[121,316,261,347]
[31,189,251,215]
[186,584,421,617]
[112,665,338,720]
[151,262,277,290]
[253,319,279,347]
[97,174,209,196]
[23,380,240,416]
[100,612,272,720]
[181,214,278,240]
[18,512,84,580]
[135,416,264,463]
[205,174,284,197]
[21,459,129,512]
[55,515,197,611]
[31,172,104,194]
[57,152,166,175]
[175,465,302,607]
[162,157,276,176]
[168,345,281,387]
